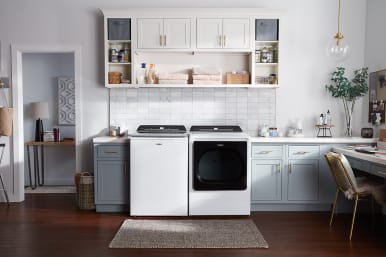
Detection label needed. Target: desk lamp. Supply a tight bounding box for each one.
[30,102,49,142]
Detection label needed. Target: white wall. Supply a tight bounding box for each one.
[0,0,369,177]
[22,53,75,185]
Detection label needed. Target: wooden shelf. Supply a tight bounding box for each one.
[106,84,279,89]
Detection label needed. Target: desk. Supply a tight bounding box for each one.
[25,141,75,189]
[332,146,386,179]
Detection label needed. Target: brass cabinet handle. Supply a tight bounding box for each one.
[160,35,163,46]
[104,151,118,154]
[277,163,281,173]
[289,163,293,174]
[219,35,222,47]
[223,35,226,47]
[164,35,167,46]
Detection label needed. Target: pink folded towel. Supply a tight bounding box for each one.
[193,67,222,75]
[158,73,189,80]
[193,80,222,85]
[158,79,188,84]
[193,74,222,81]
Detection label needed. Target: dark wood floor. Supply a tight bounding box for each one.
[0,194,385,257]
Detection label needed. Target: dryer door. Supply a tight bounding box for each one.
[193,141,247,190]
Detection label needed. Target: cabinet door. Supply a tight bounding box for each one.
[223,19,250,49]
[95,160,128,204]
[137,18,163,49]
[196,18,222,49]
[287,159,319,201]
[252,160,282,201]
[164,18,191,49]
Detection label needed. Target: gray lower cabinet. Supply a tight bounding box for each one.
[287,159,319,201]
[251,143,335,211]
[94,143,129,212]
[252,159,282,201]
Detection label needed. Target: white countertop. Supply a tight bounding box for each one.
[249,137,377,144]
[93,136,377,144]
[93,136,130,144]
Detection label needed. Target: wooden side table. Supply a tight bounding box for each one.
[25,141,75,189]
[315,125,334,137]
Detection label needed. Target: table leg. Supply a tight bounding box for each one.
[33,146,39,188]
[40,145,44,186]
[26,145,36,190]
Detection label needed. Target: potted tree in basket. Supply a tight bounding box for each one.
[326,67,369,137]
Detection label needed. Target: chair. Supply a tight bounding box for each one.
[324,152,384,240]
[0,143,10,204]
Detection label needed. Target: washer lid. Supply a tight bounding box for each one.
[190,125,242,132]
[137,125,187,134]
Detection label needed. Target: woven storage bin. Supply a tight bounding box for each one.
[226,73,249,84]
[77,172,95,210]
[108,72,122,84]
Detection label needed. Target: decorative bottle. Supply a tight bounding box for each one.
[146,63,156,84]
[137,63,146,84]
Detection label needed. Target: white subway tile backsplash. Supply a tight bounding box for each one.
[110,88,276,136]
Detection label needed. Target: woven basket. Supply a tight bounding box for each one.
[226,73,249,84]
[108,72,122,84]
[76,172,95,210]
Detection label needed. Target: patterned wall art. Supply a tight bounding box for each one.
[58,77,75,125]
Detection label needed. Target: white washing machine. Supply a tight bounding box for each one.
[188,125,251,215]
[130,125,188,216]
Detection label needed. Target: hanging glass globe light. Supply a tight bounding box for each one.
[327,0,350,62]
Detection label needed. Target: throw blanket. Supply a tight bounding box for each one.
[344,177,386,204]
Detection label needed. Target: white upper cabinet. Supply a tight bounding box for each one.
[137,18,191,49]
[196,18,250,49]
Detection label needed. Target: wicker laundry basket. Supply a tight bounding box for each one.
[75,172,95,210]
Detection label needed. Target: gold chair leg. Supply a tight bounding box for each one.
[349,194,359,241]
[330,188,339,226]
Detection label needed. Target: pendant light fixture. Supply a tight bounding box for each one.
[327,0,350,61]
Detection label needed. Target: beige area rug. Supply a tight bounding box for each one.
[109,219,269,248]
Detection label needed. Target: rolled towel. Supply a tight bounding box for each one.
[158,73,189,80]
[158,79,188,84]
[193,67,222,75]
[193,80,222,85]
[192,74,222,81]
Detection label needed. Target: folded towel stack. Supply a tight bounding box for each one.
[192,67,222,85]
[158,73,189,84]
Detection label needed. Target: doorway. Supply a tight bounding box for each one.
[11,45,81,202]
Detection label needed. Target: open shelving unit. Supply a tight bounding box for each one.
[102,9,281,89]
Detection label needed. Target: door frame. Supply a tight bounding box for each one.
[11,44,82,202]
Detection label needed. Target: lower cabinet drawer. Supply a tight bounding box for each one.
[288,145,319,159]
[97,145,127,159]
[252,145,283,159]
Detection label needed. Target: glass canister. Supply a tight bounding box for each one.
[261,46,273,63]
[269,127,278,137]
[255,50,261,63]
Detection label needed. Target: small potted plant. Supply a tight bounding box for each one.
[326,67,369,136]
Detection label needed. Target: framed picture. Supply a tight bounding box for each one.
[368,69,386,124]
